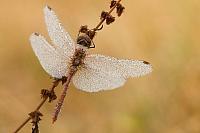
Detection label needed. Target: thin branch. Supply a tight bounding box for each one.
[13,79,61,133]
[94,0,122,31]
[79,0,123,40]
[13,117,31,133]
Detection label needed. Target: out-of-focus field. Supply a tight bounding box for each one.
[0,0,200,133]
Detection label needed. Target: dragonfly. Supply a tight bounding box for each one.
[30,6,152,122]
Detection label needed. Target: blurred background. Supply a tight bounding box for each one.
[0,0,200,133]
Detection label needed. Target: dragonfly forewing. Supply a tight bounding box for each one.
[44,6,75,58]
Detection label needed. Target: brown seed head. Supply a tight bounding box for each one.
[106,15,115,25]
[110,0,117,8]
[116,3,125,17]
[101,11,115,25]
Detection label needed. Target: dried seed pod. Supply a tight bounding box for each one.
[101,11,115,25]
[106,15,115,25]
[116,3,125,17]
[48,91,57,102]
[41,89,50,99]
[101,11,109,20]
[40,89,57,102]
[29,111,43,124]
[110,0,117,8]
[29,111,43,133]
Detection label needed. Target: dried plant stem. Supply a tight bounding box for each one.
[13,79,61,133]
[94,0,122,31]
[13,117,31,133]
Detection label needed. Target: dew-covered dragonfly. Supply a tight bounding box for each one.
[30,6,152,122]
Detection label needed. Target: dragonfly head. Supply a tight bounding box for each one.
[77,34,92,48]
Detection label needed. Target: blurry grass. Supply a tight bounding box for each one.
[0,0,200,133]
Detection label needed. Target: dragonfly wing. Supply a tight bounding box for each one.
[118,59,152,78]
[72,54,152,92]
[44,6,75,58]
[30,33,68,78]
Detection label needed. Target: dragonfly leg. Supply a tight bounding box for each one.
[89,40,96,48]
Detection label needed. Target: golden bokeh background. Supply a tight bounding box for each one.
[0,0,200,133]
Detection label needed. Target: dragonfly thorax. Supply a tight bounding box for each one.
[77,34,92,48]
